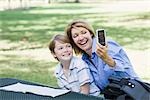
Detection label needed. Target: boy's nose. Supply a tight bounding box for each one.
[64,47,69,52]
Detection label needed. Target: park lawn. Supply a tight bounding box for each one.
[0,3,149,50]
[0,54,58,87]
[0,2,150,86]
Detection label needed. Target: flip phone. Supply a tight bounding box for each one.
[96,29,106,46]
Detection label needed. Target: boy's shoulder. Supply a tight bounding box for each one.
[72,56,86,65]
[71,56,88,69]
[72,56,83,61]
[54,63,62,77]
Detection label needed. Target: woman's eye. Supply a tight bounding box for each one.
[82,31,87,34]
[73,34,78,38]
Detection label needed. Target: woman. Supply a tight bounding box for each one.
[65,20,139,92]
[48,34,100,96]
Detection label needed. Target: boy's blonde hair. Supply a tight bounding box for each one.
[49,34,70,54]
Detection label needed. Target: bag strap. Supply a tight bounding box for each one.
[121,79,149,100]
[116,94,127,100]
[135,80,150,92]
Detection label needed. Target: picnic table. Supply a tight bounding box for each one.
[0,78,104,100]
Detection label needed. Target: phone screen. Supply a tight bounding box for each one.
[98,30,105,46]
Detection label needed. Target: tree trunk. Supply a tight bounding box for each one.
[8,0,11,9]
[20,0,23,8]
[48,0,51,4]
[75,0,80,3]
[65,0,69,2]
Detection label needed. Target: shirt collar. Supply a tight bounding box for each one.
[69,57,75,70]
[82,37,97,60]
[55,62,63,77]
[92,38,97,53]
[55,57,75,77]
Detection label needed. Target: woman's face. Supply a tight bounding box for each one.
[71,27,93,52]
[53,41,73,61]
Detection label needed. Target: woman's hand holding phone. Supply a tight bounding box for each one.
[96,29,116,67]
[96,44,116,67]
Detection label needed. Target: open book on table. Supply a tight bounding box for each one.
[0,82,70,97]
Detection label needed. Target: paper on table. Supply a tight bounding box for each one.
[0,82,70,97]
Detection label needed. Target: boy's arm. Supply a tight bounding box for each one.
[80,83,90,94]
[76,58,91,94]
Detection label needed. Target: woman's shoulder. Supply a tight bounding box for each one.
[107,39,121,47]
[107,39,123,54]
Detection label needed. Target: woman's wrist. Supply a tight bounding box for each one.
[104,56,116,67]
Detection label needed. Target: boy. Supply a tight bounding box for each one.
[49,34,100,96]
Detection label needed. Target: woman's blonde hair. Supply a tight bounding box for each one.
[65,20,95,55]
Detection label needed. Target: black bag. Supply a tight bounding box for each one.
[102,76,150,100]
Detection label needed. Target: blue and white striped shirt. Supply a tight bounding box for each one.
[55,56,100,96]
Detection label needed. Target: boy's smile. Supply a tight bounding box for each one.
[53,41,73,61]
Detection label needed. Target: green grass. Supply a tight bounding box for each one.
[0,54,57,87]
[0,3,150,50]
[0,2,150,86]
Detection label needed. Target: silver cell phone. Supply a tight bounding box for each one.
[96,29,106,46]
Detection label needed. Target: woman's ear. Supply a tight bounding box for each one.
[90,33,93,37]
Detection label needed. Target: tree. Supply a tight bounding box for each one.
[8,0,11,9]
[48,0,51,4]
[20,0,23,7]
[74,0,80,3]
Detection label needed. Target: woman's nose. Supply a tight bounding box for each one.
[78,34,84,40]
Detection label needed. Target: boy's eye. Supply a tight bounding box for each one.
[67,44,72,48]
[58,47,63,50]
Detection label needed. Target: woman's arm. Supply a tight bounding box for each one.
[96,44,116,67]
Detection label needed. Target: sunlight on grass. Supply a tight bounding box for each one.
[125,40,150,50]
[0,40,21,50]
[48,67,56,73]
[8,24,50,31]
[1,3,149,50]
[27,1,150,14]
[105,18,150,28]
[0,54,57,86]
[0,66,30,73]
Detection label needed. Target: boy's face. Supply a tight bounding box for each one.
[53,41,73,61]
